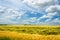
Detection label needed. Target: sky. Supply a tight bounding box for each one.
[0,0,60,25]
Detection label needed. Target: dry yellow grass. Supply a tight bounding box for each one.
[0,31,60,40]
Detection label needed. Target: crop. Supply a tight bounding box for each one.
[0,24,60,40]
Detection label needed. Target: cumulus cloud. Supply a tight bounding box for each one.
[0,0,26,10]
[0,0,60,25]
[21,17,37,24]
[0,6,6,14]
[40,5,60,25]
[45,5,60,19]
[38,12,57,19]
[7,0,23,5]
[5,8,24,18]
[51,18,60,23]
[39,5,60,19]
[44,18,59,23]
[37,5,60,25]
[23,0,58,11]
[27,17,37,22]
[46,5,60,13]
[45,18,60,25]
[0,5,25,24]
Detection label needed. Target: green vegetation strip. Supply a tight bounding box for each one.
[0,25,60,35]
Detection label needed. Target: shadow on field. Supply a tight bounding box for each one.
[0,37,10,40]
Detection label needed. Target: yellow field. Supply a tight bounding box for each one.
[0,31,60,40]
[0,25,60,40]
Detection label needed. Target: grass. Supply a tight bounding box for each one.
[0,31,60,40]
[0,25,60,35]
[0,37,10,40]
[0,24,60,40]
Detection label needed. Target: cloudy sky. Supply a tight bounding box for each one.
[0,0,60,25]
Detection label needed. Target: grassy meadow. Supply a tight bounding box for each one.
[0,24,60,40]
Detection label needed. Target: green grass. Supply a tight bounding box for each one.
[0,25,60,35]
[0,37,23,40]
[0,37,10,40]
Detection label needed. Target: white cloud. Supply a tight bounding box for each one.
[0,0,59,25]
[22,17,37,24]
[3,7,24,17]
[5,8,24,18]
[37,12,56,21]
[45,18,60,25]
[0,6,6,12]
[40,5,60,25]
[46,5,60,13]
[28,17,37,22]
[37,18,60,25]
[43,5,60,22]
[5,0,23,5]
[23,0,58,11]
[0,0,26,10]
[39,5,60,20]
[51,18,60,23]
[0,5,25,24]
[37,5,60,24]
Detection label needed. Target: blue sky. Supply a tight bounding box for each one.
[0,0,60,25]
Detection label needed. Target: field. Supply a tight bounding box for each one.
[0,24,60,40]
